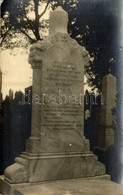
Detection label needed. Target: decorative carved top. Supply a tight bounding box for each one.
[28,33,90,69]
[49,6,68,35]
[28,7,90,69]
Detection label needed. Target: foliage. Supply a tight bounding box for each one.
[51,0,121,89]
[1,0,51,48]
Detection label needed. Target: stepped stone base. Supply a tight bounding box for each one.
[1,151,108,194]
[15,178,123,195]
[1,175,111,195]
[4,151,105,183]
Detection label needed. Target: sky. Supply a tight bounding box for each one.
[0,2,50,99]
[0,49,32,98]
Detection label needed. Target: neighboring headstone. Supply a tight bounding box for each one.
[1,7,108,195]
[97,74,117,148]
[85,109,90,120]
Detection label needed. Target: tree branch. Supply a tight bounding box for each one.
[23,6,36,36]
[39,1,50,19]
[0,28,11,46]
[33,0,39,21]
[18,28,36,43]
[32,0,41,40]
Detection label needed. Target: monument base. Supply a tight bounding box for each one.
[1,175,111,195]
[1,151,109,194]
[4,151,106,184]
[15,178,123,195]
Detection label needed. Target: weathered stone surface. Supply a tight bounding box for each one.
[0,176,111,195]
[27,32,90,154]
[14,179,123,195]
[4,152,106,185]
[4,157,28,184]
[49,6,68,35]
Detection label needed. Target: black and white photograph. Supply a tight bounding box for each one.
[0,0,123,194]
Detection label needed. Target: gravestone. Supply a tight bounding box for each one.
[85,109,90,120]
[1,7,109,195]
[97,74,116,148]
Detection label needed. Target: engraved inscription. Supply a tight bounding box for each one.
[46,61,82,86]
[42,59,84,131]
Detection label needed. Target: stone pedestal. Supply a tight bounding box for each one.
[4,151,105,183]
[1,7,108,195]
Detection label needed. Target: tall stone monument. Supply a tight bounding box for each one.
[2,7,108,194]
[97,74,116,148]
